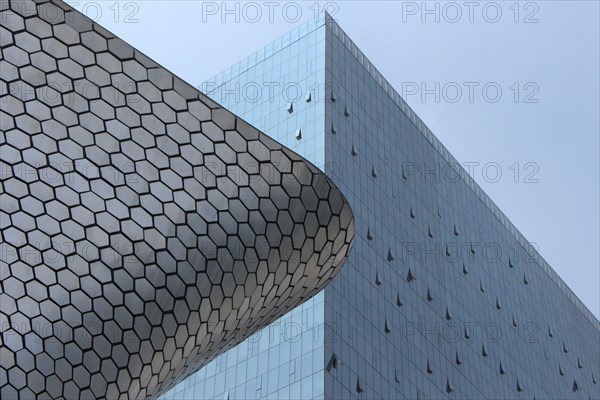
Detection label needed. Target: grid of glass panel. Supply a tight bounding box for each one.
[322,16,599,400]
[161,13,599,400]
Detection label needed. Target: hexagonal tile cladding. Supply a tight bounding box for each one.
[0,1,355,398]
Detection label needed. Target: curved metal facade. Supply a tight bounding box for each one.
[0,1,355,399]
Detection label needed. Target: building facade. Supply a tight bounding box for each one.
[160,14,600,400]
[0,2,355,399]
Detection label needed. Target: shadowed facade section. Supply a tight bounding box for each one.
[0,1,355,398]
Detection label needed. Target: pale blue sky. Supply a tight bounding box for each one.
[72,1,599,318]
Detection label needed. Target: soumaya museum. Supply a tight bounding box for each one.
[0,1,599,400]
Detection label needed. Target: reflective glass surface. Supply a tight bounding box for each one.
[161,13,599,400]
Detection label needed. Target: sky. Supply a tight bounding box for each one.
[69,1,600,318]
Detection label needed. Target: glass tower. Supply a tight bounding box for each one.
[160,14,600,400]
